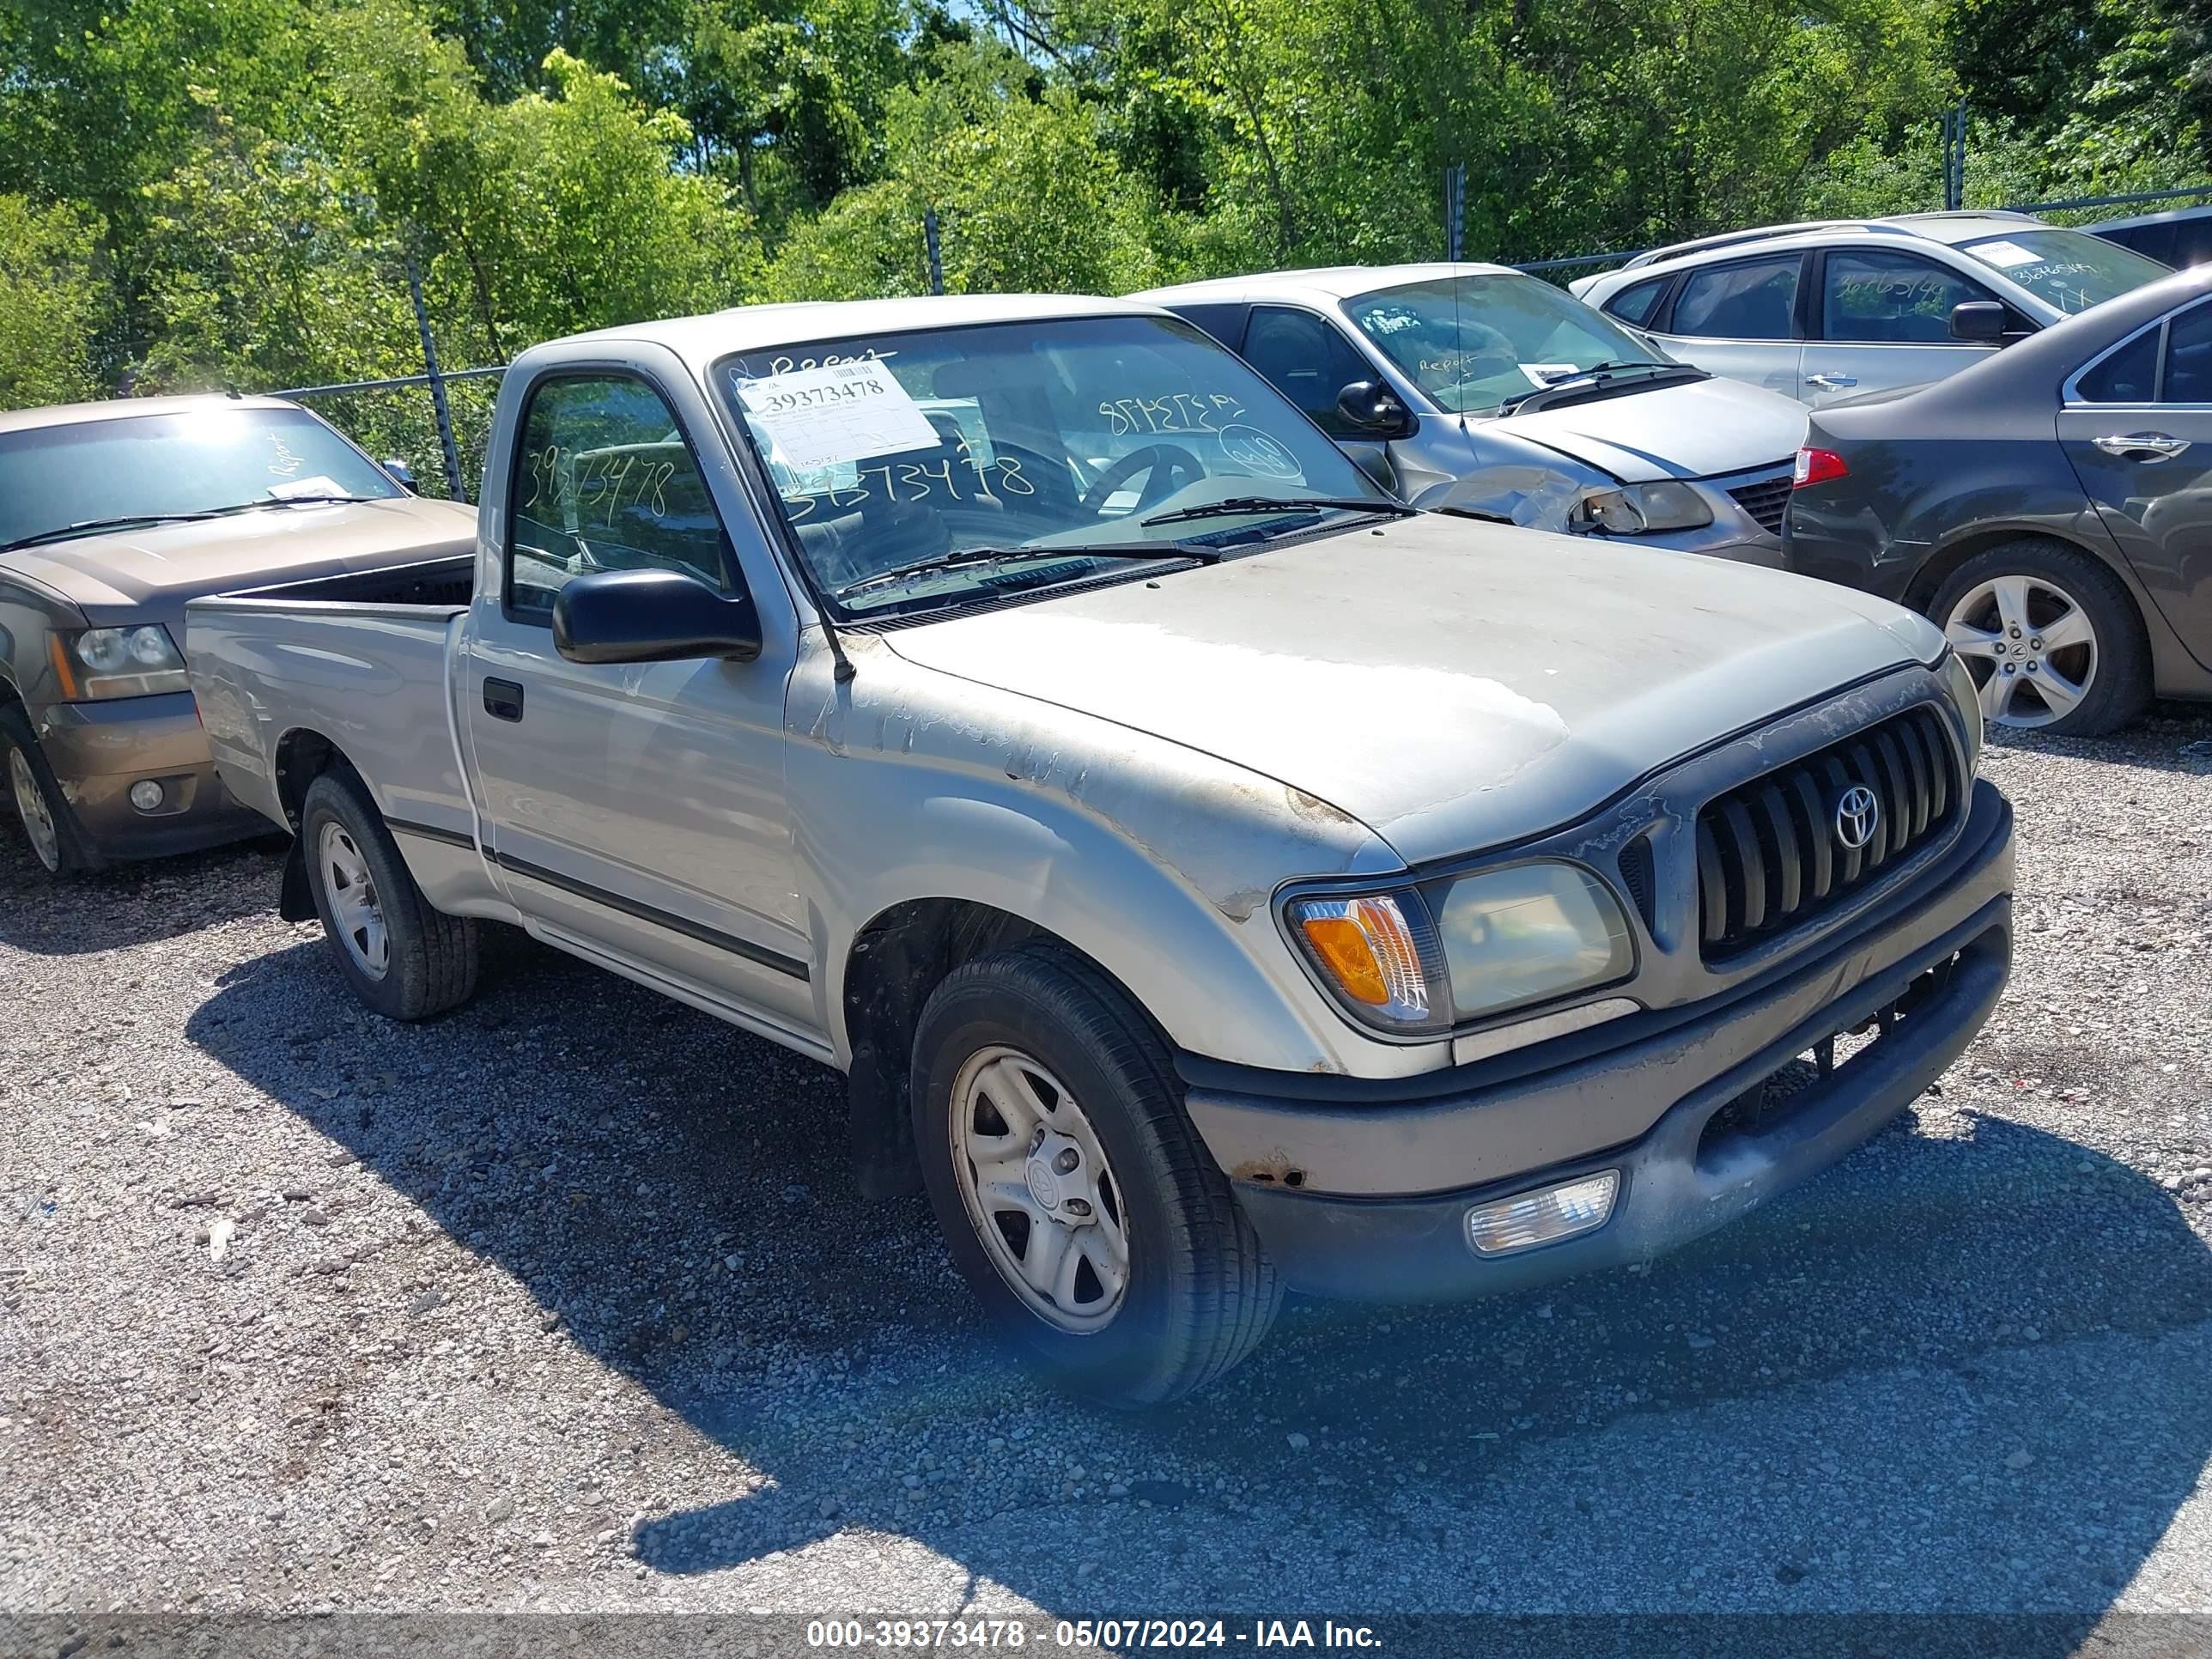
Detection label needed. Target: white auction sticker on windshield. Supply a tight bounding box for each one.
[1970,239,2039,269]
[1519,362,1582,387]
[736,360,939,471]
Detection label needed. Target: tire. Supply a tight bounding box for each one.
[1,702,95,877]
[299,770,479,1020]
[1927,538,2150,738]
[911,943,1280,1406]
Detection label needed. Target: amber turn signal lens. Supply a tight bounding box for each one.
[1299,915,1390,1006]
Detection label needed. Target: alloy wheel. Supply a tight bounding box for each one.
[1943,574,2098,730]
[9,746,61,873]
[318,819,390,980]
[950,1045,1131,1334]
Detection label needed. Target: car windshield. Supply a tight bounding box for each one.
[1344,274,1671,416]
[716,313,1395,617]
[1960,228,2171,315]
[0,406,402,551]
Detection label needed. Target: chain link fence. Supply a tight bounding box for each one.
[276,181,2212,501]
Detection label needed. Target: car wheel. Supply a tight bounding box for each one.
[1,702,94,877]
[299,770,479,1020]
[1929,539,2149,737]
[911,943,1281,1407]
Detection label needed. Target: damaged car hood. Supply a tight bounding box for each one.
[881,514,1941,866]
[1493,374,1807,483]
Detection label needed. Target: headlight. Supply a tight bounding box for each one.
[50,625,190,700]
[1941,649,1984,775]
[1426,862,1636,1021]
[1569,481,1713,535]
[1285,860,1635,1036]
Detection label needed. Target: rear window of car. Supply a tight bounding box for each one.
[1671,255,1801,340]
[1605,277,1669,328]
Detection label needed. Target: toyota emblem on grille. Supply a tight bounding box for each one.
[1833,785,1881,851]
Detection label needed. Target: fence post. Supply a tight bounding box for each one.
[924,208,946,295]
[1443,166,1466,262]
[1942,107,1968,212]
[404,250,467,501]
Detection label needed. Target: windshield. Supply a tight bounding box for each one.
[717,313,1393,617]
[0,406,401,551]
[1345,275,1671,416]
[1960,228,2170,315]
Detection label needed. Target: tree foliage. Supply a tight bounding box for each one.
[0,0,2206,424]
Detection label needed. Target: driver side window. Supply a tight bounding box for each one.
[507,374,732,620]
[1242,307,1379,437]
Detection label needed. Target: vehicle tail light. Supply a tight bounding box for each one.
[1793,447,1848,489]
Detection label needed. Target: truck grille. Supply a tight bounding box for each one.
[1696,705,1960,960]
[1726,471,1793,535]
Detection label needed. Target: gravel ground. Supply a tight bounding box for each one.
[3,706,2210,1648]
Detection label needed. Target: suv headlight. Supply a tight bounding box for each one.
[1940,649,1984,775]
[1568,482,1713,536]
[1285,860,1636,1036]
[50,624,190,700]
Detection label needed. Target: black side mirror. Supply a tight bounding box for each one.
[1334,380,1418,440]
[1948,301,2011,343]
[552,568,763,665]
[382,458,419,491]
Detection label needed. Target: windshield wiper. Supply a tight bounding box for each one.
[1139,495,1417,528]
[0,511,229,552]
[1498,362,1703,413]
[835,542,1219,601]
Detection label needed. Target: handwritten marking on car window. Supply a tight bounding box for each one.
[780,453,1032,521]
[522,445,678,526]
[1097,392,1248,437]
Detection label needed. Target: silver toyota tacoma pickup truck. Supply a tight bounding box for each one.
[185,294,2014,1405]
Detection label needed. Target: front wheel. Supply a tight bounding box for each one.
[1,702,94,877]
[299,770,479,1020]
[911,944,1280,1406]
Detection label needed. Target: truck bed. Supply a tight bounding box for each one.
[184,555,480,841]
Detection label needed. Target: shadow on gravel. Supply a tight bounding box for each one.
[185,928,2212,1638]
[0,830,287,956]
[1984,698,2212,778]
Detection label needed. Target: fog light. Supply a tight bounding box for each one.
[129,779,166,812]
[1466,1170,1620,1255]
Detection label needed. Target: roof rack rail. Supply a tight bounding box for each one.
[1882,209,2039,224]
[1620,218,1917,270]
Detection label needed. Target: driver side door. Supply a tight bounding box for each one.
[465,367,818,1038]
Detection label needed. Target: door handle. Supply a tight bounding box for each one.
[2094,431,2191,461]
[483,678,526,722]
[1805,373,1858,391]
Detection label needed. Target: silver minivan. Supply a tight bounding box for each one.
[1135,264,1809,562]
[1572,212,2172,407]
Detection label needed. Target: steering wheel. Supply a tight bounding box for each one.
[1078,443,1206,518]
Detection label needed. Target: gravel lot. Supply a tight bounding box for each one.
[3,706,2211,1648]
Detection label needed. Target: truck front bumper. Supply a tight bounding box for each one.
[1180,782,2013,1301]
[36,692,266,864]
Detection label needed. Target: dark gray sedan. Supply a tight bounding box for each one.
[1786,264,2212,735]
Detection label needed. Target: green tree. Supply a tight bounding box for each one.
[0,193,106,406]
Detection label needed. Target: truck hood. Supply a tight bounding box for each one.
[0,495,477,628]
[882,514,1941,866]
[1490,374,1806,483]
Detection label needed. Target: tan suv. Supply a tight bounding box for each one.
[0,394,477,876]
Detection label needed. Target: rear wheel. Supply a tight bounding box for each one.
[1,702,93,877]
[299,770,479,1019]
[911,943,1280,1406]
[1929,539,2148,737]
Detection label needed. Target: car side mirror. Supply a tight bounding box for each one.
[381,458,419,491]
[552,568,763,665]
[1334,380,1418,440]
[1948,301,2010,344]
